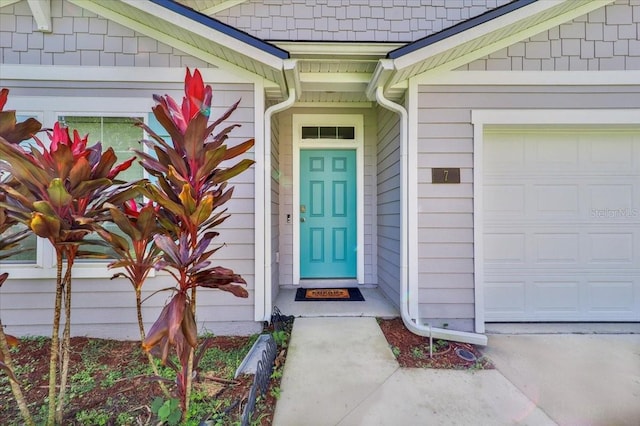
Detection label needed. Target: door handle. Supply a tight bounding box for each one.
[300,217,306,222]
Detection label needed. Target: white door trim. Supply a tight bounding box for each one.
[472,109,640,333]
[292,114,365,285]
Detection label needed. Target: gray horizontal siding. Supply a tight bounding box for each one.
[416,83,640,331]
[0,80,258,339]
[376,105,401,307]
[460,0,640,71]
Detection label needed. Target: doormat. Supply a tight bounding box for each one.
[295,288,365,302]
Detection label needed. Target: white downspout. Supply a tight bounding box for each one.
[262,87,296,322]
[375,87,487,346]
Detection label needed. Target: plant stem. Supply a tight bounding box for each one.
[135,288,170,398]
[47,249,63,426]
[55,248,75,424]
[183,285,197,413]
[0,320,35,426]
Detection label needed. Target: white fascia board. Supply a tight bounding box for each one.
[27,0,51,32]
[416,71,640,86]
[66,0,273,85]
[120,0,283,71]
[0,0,21,9]
[394,0,614,72]
[201,0,247,16]
[0,64,251,84]
[274,42,404,58]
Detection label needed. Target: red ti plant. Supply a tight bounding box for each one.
[0,117,139,425]
[134,68,254,412]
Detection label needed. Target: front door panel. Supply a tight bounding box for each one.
[300,149,357,278]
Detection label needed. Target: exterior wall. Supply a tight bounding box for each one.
[213,0,511,42]
[0,1,259,339]
[0,0,214,68]
[416,84,640,331]
[376,105,402,307]
[459,0,640,71]
[0,80,259,339]
[277,107,378,286]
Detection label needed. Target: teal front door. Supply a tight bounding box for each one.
[300,149,357,278]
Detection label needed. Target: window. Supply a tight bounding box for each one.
[0,96,154,278]
[301,126,356,140]
[59,116,145,262]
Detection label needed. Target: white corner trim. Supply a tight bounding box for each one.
[417,71,640,86]
[471,108,640,333]
[253,83,266,322]
[407,78,419,320]
[292,114,365,285]
[0,64,253,84]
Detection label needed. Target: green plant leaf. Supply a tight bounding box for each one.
[109,207,141,241]
[211,159,254,185]
[47,178,72,209]
[178,184,196,216]
[29,212,60,238]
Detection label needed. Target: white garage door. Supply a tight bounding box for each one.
[483,127,640,322]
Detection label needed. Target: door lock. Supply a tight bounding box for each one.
[300,204,306,213]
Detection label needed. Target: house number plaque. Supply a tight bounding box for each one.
[432,168,460,184]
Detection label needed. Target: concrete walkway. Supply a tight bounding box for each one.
[484,334,640,426]
[272,317,556,425]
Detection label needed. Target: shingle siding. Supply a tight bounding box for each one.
[460,0,640,71]
[212,0,511,42]
[0,0,214,68]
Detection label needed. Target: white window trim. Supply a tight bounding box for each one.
[471,108,640,333]
[1,96,155,279]
[292,114,365,284]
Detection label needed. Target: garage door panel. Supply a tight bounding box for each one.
[485,281,526,314]
[534,184,579,215]
[483,128,640,322]
[588,233,634,263]
[587,281,635,312]
[534,233,579,263]
[484,184,525,214]
[484,233,525,263]
[532,135,579,166]
[532,281,580,312]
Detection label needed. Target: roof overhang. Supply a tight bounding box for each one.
[68,0,290,97]
[368,0,616,98]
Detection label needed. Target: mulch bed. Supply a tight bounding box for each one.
[378,318,493,369]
